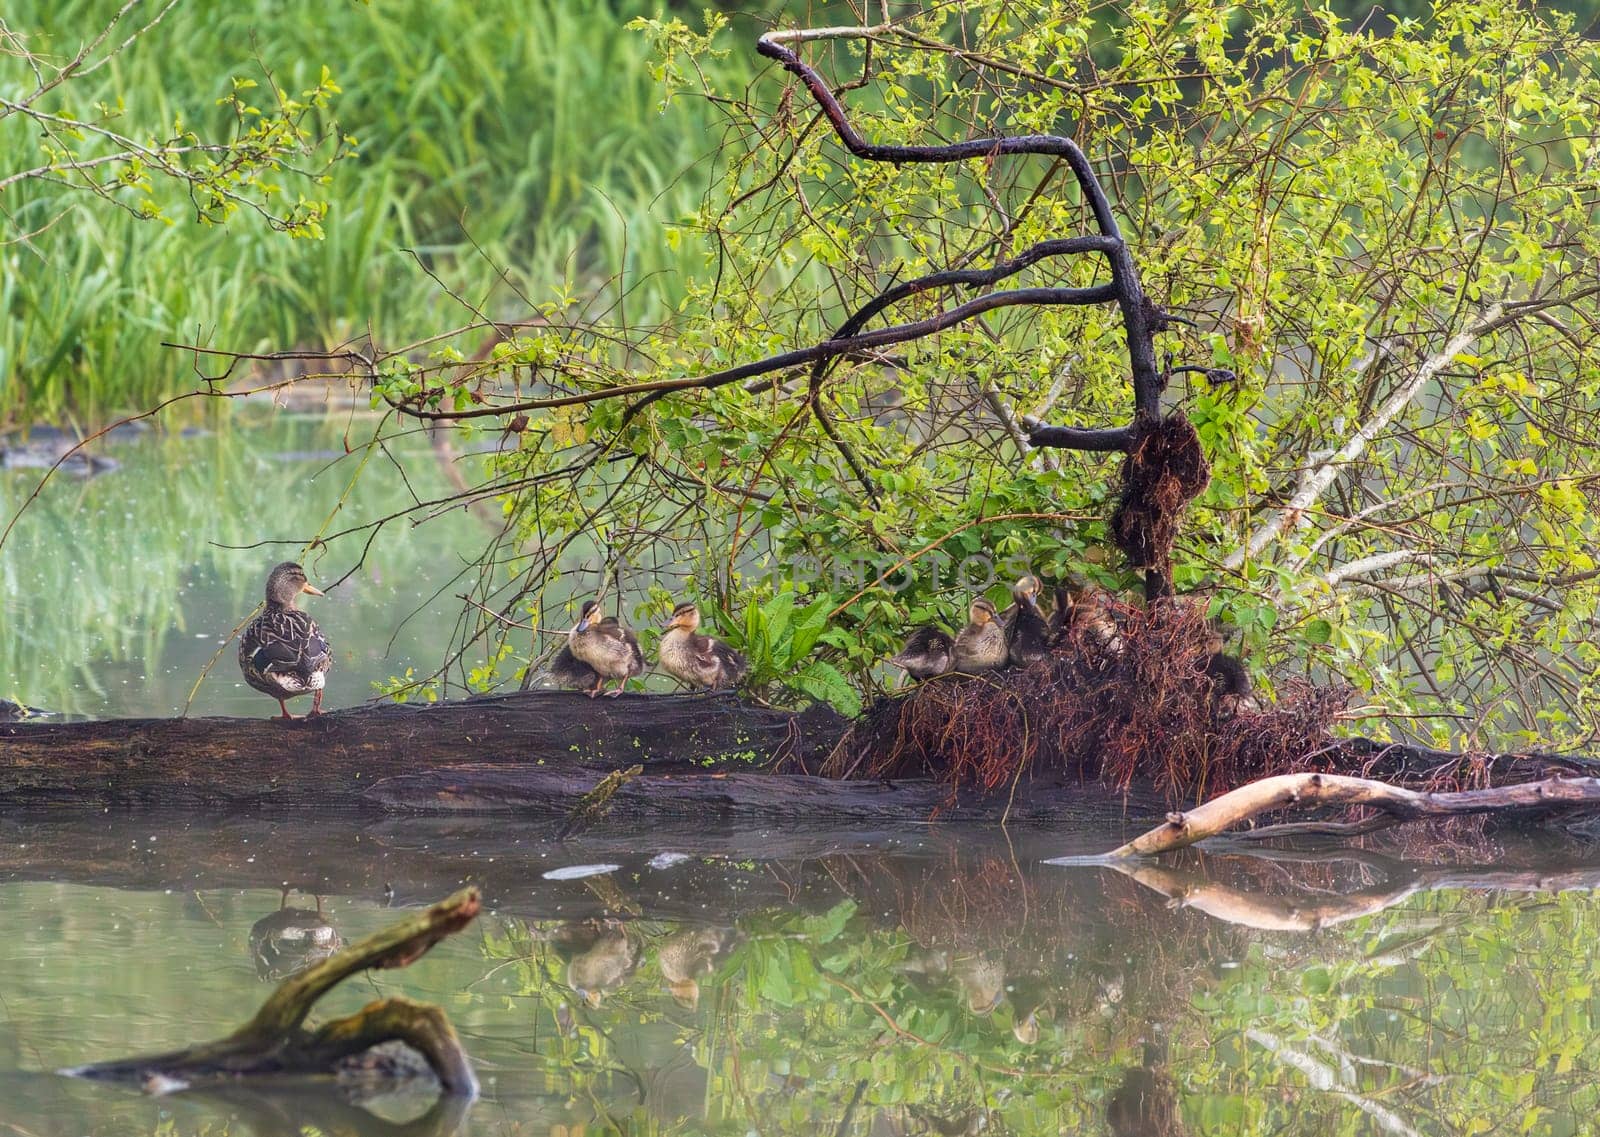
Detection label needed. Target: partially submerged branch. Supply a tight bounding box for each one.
[68,887,483,1097]
[1105,772,1600,858]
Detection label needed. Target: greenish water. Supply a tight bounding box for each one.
[0,414,497,718]
[1,816,1600,1134]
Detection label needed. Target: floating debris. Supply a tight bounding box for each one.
[541,863,622,881]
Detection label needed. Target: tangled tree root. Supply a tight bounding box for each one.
[1111,413,1210,596]
[829,599,1346,803]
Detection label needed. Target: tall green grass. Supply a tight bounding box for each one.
[0,0,755,427]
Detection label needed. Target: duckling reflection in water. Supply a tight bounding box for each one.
[249,890,342,981]
[553,919,642,1007]
[1007,972,1053,1045]
[0,699,53,722]
[888,625,954,682]
[657,926,742,1010]
[952,597,1008,673]
[1003,575,1052,666]
[658,602,748,691]
[951,954,1006,1015]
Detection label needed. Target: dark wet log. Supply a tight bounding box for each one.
[68,888,482,1097]
[366,763,1110,822]
[0,691,845,811]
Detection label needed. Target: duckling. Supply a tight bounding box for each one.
[658,602,748,690]
[888,625,954,681]
[1004,575,1052,666]
[238,561,333,719]
[1052,578,1124,658]
[1203,625,1259,715]
[567,598,646,698]
[952,597,1008,673]
[548,643,599,691]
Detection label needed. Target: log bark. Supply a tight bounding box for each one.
[0,691,844,811]
[68,887,482,1096]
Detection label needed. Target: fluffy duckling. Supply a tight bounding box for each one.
[952,597,1008,673]
[888,625,954,681]
[238,561,333,719]
[1004,575,1052,666]
[567,598,646,698]
[1204,626,1259,715]
[1051,579,1124,658]
[548,643,599,691]
[658,602,748,690]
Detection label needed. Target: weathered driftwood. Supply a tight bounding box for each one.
[68,887,482,1096]
[1104,771,1600,858]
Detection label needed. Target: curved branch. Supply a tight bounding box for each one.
[1104,771,1600,858]
[756,33,1163,419]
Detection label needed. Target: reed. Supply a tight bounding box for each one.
[0,0,751,426]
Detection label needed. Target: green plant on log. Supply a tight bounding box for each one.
[138,2,1600,748]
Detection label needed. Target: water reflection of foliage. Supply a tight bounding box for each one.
[0,418,486,715]
[469,845,1600,1136]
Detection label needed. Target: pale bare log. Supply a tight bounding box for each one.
[1105,772,1600,858]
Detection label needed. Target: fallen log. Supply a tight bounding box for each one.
[67,887,482,1097]
[0,691,844,811]
[1102,771,1600,858]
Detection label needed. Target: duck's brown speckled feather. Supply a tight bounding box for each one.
[239,605,332,698]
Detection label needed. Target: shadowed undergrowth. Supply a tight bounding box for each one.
[828,599,1349,804]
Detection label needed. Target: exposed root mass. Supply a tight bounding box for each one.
[830,599,1347,803]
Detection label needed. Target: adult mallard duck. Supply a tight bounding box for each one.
[1004,575,1052,666]
[659,602,748,690]
[238,562,332,719]
[568,598,646,698]
[248,890,343,982]
[888,625,954,681]
[952,597,1008,673]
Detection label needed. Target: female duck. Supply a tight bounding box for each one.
[952,597,1008,673]
[239,562,332,719]
[659,602,748,690]
[1005,575,1052,666]
[888,625,954,681]
[568,598,646,698]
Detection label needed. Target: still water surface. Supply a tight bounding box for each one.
[1,815,1599,1134]
[6,419,1600,1133]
